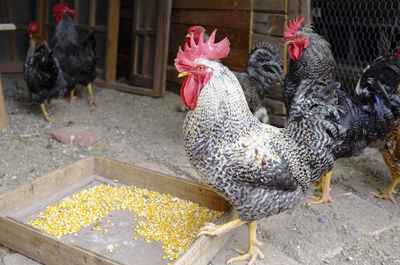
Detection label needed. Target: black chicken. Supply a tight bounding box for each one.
[51,4,97,106]
[24,22,67,122]
[283,17,400,205]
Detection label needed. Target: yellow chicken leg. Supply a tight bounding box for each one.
[87,83,96,106]
[40,103,53,122]
[67,90,75,104]
[198,217,245,237]
[307,171,333,206]
[227,221,265,265]
[372,176,400,203]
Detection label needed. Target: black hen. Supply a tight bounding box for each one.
[24,22,67,121]
[51,4,97,106]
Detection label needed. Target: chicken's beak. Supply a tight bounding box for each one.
[185,33,191,38]
[285,40,294,46]
[178,72,189,78]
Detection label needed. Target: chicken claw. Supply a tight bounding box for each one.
[40,104,53,122]
[87,83,96,106]
[198,218,245,237]
[67,90,76,104]
[227,221,265,265]
[307,171,333,207]
[372,177,399,203]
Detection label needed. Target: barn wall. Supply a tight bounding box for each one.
[167,0,251,93]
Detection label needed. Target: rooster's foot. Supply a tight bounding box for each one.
[371,178,399,203]
[198,218,245,237]
[227,221,264,265]
[40,104,53,122]
[307,171,333,207]
[87,83,96,106]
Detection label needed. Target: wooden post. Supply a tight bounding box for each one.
[104,0,120,83]
[35,0,45,36]
[0,74,7,132]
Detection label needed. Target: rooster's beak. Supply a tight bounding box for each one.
[284,40,294,46]
[185,33,191,38]
[178,72,189,78]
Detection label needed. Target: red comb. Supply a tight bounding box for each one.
[53,3,75,16]
[284,16,304,40]
[175,29,230,72]
[27,21,39,33]
[187,25,206,34]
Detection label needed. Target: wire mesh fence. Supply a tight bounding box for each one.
[311,0,400,91]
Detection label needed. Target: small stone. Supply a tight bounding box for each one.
[347,256,353,261]
[318,216,329,225]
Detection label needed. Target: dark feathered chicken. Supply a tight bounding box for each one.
[283,17,336,113]
[51,4,97,106]
[185,25,283,114]
[24,22,67,122]
[174,29,400,265]
[283,17,400,206]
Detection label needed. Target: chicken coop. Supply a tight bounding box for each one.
[1,0,398,126]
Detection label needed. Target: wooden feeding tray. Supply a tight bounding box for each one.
[0,156,234,265]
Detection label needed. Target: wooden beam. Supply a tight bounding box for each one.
[73,0,79,25]
[104,0,120,83]
[152,0,172,97]
[6,0,17,61]
[35,0,44,35]
[89,0,96,27]
[0,74,8,132]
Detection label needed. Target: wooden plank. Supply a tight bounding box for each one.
[89,0,96,27]
[6,0,18,61]
[35,0,44,35]
[172,0,250,10]
[0,157,94,215]
[171,10,250,29]
[0,217,121,265]
[254,0,287,13]
[0,23,16,30]
[0,61,23,72]
[141,0,153,77]
[152,0,172,97]
[46,23,107,32]
[93,80,154,96]
[0,74,7,132]
[253,13,286,36]
[73,0,79,25]
[104,0,120,83]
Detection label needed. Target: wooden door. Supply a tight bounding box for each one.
[128,0,172,97]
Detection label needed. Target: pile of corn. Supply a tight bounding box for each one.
[28,184,223,261]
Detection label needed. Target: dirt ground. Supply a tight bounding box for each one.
[0,73,399,265]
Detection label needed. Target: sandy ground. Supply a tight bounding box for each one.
[0,73,400,265]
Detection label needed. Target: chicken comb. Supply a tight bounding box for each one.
[284,16,304,40]
[187,25,206,34]
[175,29,230,72]
[53,3,76,16]
[27,21,39,33]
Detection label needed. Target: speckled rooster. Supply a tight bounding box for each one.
[283,17,400,206]
[174,26,400,264]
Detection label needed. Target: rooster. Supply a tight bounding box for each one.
[174,29,400,264]
[283,17,400,206]
[185,25,283,115]
[24,22,67,122]
[371,47,400,202]
[51,3,97,106]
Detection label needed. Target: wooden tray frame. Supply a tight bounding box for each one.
[0,156,234,265]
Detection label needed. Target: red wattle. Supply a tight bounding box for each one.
[181,74,201,109]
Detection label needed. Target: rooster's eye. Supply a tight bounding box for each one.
[197,66,204,70]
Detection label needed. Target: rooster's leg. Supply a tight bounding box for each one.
[87,83,96,106]
[307,171,333,206]
[313,176,324,191]
[198,217,245,237]
[40,104,53,122]
[227,221,264,265]
[67,90,75,104]
[372,176,400,203]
